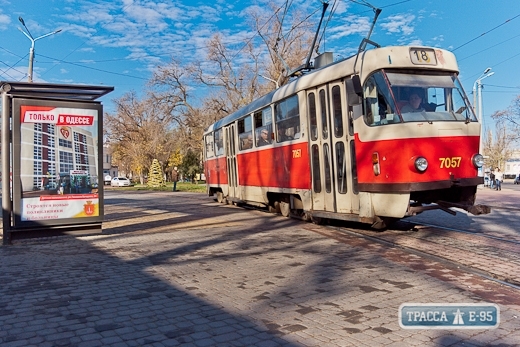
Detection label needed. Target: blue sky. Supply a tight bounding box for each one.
[1,0,519,134]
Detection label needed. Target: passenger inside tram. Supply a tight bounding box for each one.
[241,134,253,149]
[257,128,271,146]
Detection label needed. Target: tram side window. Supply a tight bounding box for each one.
[309,93,318,141]
[335,142,347,194]
[214,128,224,156]
[332,86,343,138]
[238,115,253,150]
[319,90,328,139]
[363,73,396,126]
[311,144,321,193]
[205,134,215,158]
[275,95,300,143]
[254,107,273,147]
[323,143,332,193]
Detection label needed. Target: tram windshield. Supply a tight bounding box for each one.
[363,70,477,126]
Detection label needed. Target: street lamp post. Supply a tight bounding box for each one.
[472,68,494,153]
[18,16,61,83]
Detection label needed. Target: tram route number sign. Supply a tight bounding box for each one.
[410,48,437,66]
[399,303,499,329]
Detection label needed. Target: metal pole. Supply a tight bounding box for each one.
[472,83,477,115]
[477,79,483,155]
[18,17,61,83]
[28,47,35,83]
[2,85,12,244]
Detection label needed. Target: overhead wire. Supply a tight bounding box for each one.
[451,13,520,52]
[37,53,148,80]
[5,0,517,88]
[0,60,18,80]
[458,33,520,62]
[0,54,29,81]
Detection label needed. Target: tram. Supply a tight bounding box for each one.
[203,45,487,228]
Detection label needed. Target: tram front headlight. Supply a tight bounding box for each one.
[414,157,428,172]
[472,154,484,168]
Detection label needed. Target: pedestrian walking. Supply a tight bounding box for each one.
[489,171,495,189]
[172,167,179,192]
[494,167,503,191]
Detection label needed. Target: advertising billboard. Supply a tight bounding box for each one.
[11,98,103,227]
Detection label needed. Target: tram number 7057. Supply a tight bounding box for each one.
[439,157,461,168]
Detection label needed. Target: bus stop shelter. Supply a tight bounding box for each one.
[1,81,113,244]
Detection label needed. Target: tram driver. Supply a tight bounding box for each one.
[401,89,425,113]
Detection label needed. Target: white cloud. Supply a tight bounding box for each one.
[0,10,10,30]
[326,15,371,41]
[380,14,416,36]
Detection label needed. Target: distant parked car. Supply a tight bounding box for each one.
[514,176,520,185]
[111,177,132,187]
[104,175,112,185]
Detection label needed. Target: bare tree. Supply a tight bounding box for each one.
[247,0,316,90]
[492,95,520,142]
[140,2,319,168]
[103,3,328,184]
[104,91,177,183]
[192,33,264,114]
[482,119,515,170]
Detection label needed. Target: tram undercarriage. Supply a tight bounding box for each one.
[407,185,491,217]
[211,184,491,231]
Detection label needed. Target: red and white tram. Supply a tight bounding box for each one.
[203,46,487,228]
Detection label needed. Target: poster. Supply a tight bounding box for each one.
[14,102,101,223]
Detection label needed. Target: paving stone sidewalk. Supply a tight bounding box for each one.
[1,191,519,347]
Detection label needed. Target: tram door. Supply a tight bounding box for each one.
[224,124,238,198]
[307,83,357,214]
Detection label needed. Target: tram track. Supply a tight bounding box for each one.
[212,197,520,291]
[401,220,520,245]
[324,221,520,291]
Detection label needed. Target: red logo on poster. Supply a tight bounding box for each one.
[60,127,70,139]
[84,201,95,215]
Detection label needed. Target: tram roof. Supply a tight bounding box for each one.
[204,45,458,134]
[206,89,277,133]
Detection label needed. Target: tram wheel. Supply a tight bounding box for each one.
[371,217,397,230]
[301,211,312,222]
[312,216,325,225]
[279,201,290,217]
[272,201,282,214]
